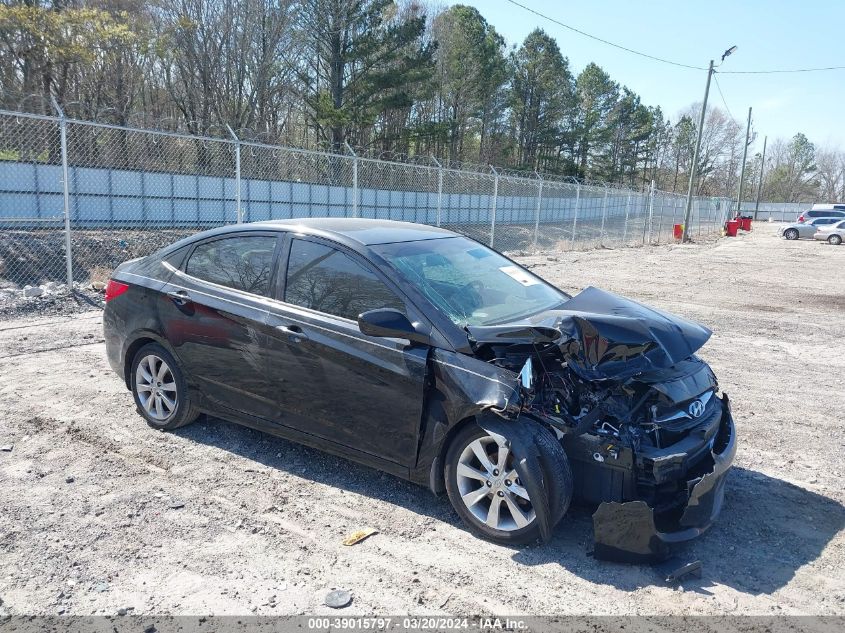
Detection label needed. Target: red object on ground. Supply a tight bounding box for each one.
[725,220,739,237]
[673,223,684,240]
[740,217,752,231]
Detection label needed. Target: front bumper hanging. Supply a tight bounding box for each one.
[592,394,737,563]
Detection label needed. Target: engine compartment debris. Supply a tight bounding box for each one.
[457,287,737,562]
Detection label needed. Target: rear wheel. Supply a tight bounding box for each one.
[130,343,199,430]
[784,228,799,240]
[829,234,842,245]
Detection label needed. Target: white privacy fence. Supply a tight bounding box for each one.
[0,108,735,291]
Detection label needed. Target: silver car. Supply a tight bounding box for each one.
[813,219,845,245]
[780,217,842,240]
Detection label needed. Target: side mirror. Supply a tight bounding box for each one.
[358,308,430,345]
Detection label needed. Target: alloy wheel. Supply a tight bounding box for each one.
[455,436,535,531]
[135,354,178,421]
[830,235,842,245]
[785,229,798,240]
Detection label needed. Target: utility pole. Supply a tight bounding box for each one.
[682,45,737,242]
[682,60,714,242]
[754,135,767,219]
[735,107,752,217]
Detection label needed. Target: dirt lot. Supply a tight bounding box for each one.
[0,225,843,617]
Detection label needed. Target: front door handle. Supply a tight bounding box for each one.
[276,324,308,343]
[166,289,192,306]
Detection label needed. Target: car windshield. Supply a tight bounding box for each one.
[372,236,568,327]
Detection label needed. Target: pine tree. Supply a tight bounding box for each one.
[297,0,434,150]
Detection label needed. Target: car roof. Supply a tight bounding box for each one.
[252,218,458,245]
[166,218,460,250]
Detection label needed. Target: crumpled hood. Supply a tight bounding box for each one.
[467,286,712,381]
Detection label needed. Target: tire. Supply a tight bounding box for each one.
[532,423,574,526]
[130,342,199,431]
[784,228,799,240]
[444,422,572,545]
[829,234,842,245]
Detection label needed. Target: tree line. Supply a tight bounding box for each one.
[0,0,841,202]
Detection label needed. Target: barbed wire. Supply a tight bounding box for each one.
[0,92,656,193]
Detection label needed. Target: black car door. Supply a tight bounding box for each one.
[263,235,429,469]
[157,231,284,420]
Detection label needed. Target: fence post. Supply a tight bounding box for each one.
[599,186,608,247]
[655,192,666,244]
[570,182,581,250]
[432,156,443,227]
[622,192,632,244]
[532,172,543,252]
[697,198,702,237]
[345,143,359,218]
[489,165,499,247]
[671,195,679,237]
[51,96,73,290]
[644,180,655,244]
[226,126,242,223]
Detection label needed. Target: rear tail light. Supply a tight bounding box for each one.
[798,215,804,222]
[105,279,129,302]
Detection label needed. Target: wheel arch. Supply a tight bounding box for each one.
[427,415,479,495]
[122,331,182,390]
[426,411,561,496]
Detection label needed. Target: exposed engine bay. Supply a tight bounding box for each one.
[462,286,737,562]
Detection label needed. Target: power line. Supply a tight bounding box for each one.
[720,66,845,74]
[503,0,706,70]
[504,0,845,75]
[712,74,736,121]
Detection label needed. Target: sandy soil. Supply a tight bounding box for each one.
[0,224,843,617]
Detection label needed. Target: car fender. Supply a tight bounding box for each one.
[413,348,521,490]
[120,328,185,388]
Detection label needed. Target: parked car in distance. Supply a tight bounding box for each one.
[814,219,845,245]
[780,217,843,240]
[797,208,845,223]
[810,203,845,210]
[102,218,736,563]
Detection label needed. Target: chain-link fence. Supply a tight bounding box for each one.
[1,107,738,297]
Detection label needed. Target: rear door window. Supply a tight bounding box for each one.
[284,239,405,320]
[185,235,277,296]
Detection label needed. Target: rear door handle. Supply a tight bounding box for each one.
[166,290,192,306]
[276,324,308,343]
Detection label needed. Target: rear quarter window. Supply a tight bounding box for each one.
[163,246,190,269]
[185,235,277,295]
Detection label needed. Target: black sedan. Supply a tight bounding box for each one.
[103,218,736,562]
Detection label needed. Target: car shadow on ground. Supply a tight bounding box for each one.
[512,466,845,595]
[179,419,844,596]
[176,417,455,523]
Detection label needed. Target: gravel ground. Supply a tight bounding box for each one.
[0,224,843,617]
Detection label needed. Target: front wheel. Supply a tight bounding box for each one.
[130,343,199,430]
[829,234,842,245]
[444,423,571,544]
[784,228,799,240]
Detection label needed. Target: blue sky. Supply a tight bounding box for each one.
[449,0,845,151]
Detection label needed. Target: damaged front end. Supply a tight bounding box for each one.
[466,286,737,563]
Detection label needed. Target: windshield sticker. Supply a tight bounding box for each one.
[499,265,539,286]
[467,248,492,259]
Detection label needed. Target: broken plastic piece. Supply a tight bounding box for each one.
[655,557,703,583]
